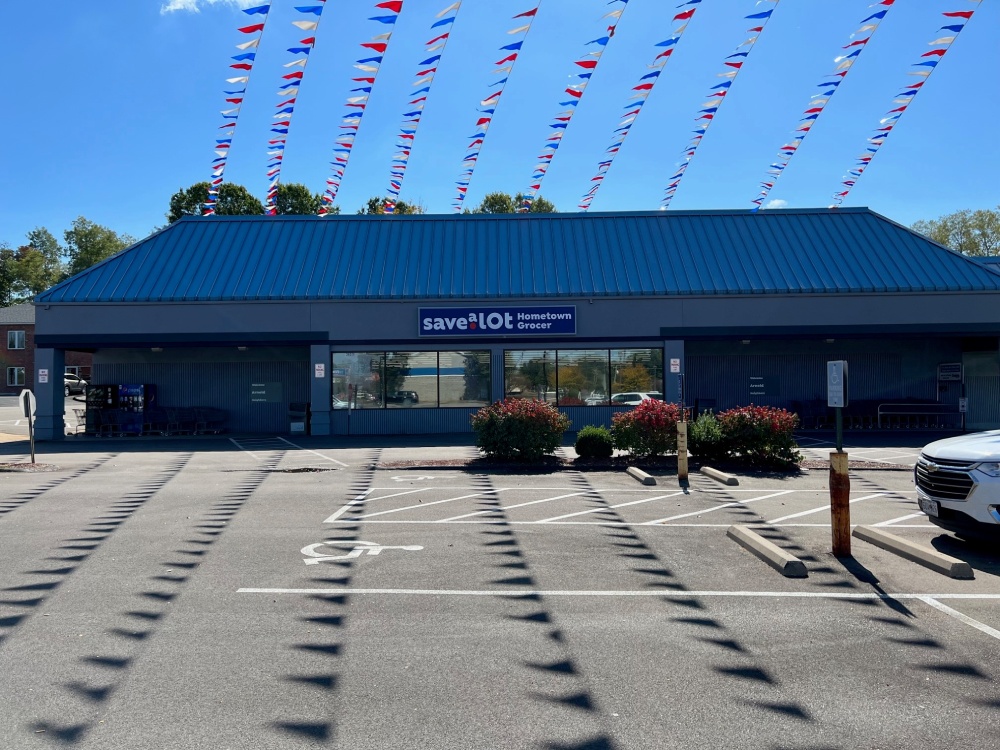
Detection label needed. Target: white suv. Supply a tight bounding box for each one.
[610,392,664,406]
[915,430,1000,541]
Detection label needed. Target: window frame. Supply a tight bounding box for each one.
[7,366,25,387]
[7,330,26,350]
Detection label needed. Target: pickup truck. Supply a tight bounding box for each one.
[915,430,1000,541]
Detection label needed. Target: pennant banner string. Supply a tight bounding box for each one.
[320,0,406,215]
[830,1,982,207]
[452,3,545,213]
[519,0,632,212]
[204,3,274,216]
[660,0,781,210]
[751,0,897,211]
[383,1,465,214]
[578,0,703,212]
[265,1,330,215]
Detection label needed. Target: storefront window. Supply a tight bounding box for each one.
[331,352,384,409]
[611,349,664,399]
[7,367,25,387]
[331,350,490,409]
[504,350,556,402]
[386,351,435,408]
[440,351,491,408]
[556,350,610,406]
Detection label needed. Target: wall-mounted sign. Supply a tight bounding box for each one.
[937,363,963,382]
[670,358,681,374]
[419,306,576,337]
[251,382,283,403]
[314,363,325,378]
[38,369,49,384]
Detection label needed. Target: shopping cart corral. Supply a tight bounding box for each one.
[877,402,962,429]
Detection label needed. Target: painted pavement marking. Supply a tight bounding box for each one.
[917,596,1000,642]
[437,492,590,522]
[354,490,508,519]
[277,437,349,467]
[767,493,887,524]
[301,540,423,565]
[644,490,795,525]
[324,488,429,523]
[537,492,686,523]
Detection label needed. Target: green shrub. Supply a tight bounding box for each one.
[575,425,614,459]
[471,398,571,462]
[611,399,683,457]
[688,411,728,463]
[716,405,801,466]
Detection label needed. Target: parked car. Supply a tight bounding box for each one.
[610,391,664,406]
[332,397,350,410]
[386,390,419,404]
[64,373,87,396]
[915,430,1000,541]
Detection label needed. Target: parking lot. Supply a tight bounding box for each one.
[1,432,999,749]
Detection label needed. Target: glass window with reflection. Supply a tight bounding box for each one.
[386,351,436,408]
[331,352,384,409]
[440,351,491,408]
[611,349,664,400]
[504,350,556,402]
[556,350,610,406]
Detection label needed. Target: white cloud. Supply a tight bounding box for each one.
[765,199,788,210]
[160,0,259,14]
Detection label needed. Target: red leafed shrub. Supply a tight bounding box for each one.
[471,398,571,462]
[716,405,800,466]
[611,398,683,457]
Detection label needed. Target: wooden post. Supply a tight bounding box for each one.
[677,420,689,483]
[830,451,851,556]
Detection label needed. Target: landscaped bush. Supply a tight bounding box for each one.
[574,425,614,459]
[612,399,683,457]
[688,411,728,463]
[471,398,571,462]
[716,405,800,466]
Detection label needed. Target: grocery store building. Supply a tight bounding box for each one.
[30,208,1000,440]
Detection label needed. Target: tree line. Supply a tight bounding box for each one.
[1,183,557,305]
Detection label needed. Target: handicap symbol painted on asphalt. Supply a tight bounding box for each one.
[301,540,424,565]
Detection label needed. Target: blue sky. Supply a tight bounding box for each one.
[0,0,996,246]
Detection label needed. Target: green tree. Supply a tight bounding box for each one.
[11,227,66,297]
[167,181,265,223]
[357,196,424,215]
[913,206,1000,257]
[0,243,15,307]
[275,182,325,215]
[64,217,136,277]
[471,191,557,214]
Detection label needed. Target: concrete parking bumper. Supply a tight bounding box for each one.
[853,525,974,579]
[727,524,808,578]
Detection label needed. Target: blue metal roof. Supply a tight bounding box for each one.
[35,208,1000,303]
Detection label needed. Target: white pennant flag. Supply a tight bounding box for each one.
[293,21,319,30]
[437,2,461,17]
[284,58,308,68]
[236,39,259,50]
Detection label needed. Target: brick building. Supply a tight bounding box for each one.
[1,303,91,395]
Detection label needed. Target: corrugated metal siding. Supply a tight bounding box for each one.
[36,210,1000,304]
[967,376,1000,430]
[93,360,309,433]
[687,353,911,412]
[331,408,478,435]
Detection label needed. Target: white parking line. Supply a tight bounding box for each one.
[438,492,589,522]
[874,512,925,527]
[324,488,429,523]
[278,437,349,467]
[538,492,686,523]
[644,490,795,525]
[356,491,506,519]
[328,520,936,528]
[768,493,886,524]
[240,588,1000,601]
[918,596,1000,642]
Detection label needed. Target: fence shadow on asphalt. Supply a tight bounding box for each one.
[7,454,193,743]
[269,448,381,744]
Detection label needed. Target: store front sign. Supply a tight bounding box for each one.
[418,306,576,337]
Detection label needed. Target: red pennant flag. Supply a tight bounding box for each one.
[427,33,449,45]
[376,1,404,12]
[230,63,253,71]
[575,60,599,69]
[283,72,305,79]
[496,54,518,65]
[476,117,491,126]
[942,10,973,18]
[564,88,584,98]
[673,8,696,21]
[238,23,265,33]
[301,37,316,45]
[921,49,947,57]
[417,67,437,76]
[633,83,654,91]
[514,7,539,18]
[656,49,674,60]
[362,42,388,53]
[226,98,243,104]
[724,61,743,69]
[353,77,376,83]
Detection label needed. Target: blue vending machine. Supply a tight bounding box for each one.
[118,384,158,435]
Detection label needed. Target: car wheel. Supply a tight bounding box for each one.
[65,385,71,397]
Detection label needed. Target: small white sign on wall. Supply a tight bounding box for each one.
[670,358,681,373]
[314,363,326,378]
[38,369,49,384]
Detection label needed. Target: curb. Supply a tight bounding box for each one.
[626,466,656,486]
[727,525,808,578]
[701,466,739,486]
[853,526,974,579]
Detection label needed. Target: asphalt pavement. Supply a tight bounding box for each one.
[0,434,998,749]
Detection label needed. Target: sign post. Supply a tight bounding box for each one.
[20,389,36,464]
[827,361,850,556]
[676,374,688,483]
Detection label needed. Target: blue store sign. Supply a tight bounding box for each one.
[419,306,577,337]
